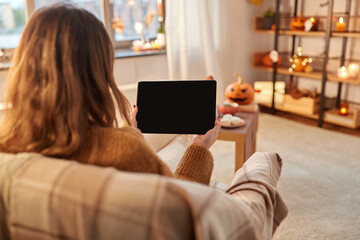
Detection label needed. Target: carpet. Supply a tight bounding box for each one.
[210,113,360,240]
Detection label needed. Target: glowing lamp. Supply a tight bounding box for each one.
[348,63,359,78]
[339,103,349,115]
[337,66,349,79]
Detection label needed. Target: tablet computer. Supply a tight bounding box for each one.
[136,80,217,134]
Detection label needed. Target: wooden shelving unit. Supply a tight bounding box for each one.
[255,29,360,38]
[254,16,360,38]
[252,52,360,84]
[253,65,360,84]
[259,98,360,129]
[253,0,360,129]
[324,108,360,129]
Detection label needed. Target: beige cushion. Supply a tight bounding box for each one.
[143,133,179,152]
[156,134,193,172]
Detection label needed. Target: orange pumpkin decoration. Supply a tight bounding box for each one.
[290,17,307,31]
[261,53,282,67]
[289,47,312,72]
[225,74,254,105]
[290,55,307,72]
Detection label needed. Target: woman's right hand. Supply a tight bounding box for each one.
[192,119,221,150]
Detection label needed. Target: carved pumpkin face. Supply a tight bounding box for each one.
[290,17,307,31]
[225,75,254,105]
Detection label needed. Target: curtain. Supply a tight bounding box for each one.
[165,0,225,103]
[165,0,275,105]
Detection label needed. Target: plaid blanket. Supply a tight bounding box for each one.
[0,152,287,240]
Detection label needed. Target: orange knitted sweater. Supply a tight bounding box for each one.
[71,126,214,185]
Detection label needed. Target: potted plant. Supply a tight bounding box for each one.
[263,8,276,30]
[157,21,166,48]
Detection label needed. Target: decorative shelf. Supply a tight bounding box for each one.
[254,65,360,84]
[332,32,360,38]
[254,16,360,38]
[255,29,360,38]
[324,108,360,129]
[255,29,326,37]
[253,3,360,129]
[258,103,360,129]
[259,102,319,119]
[253,52,360,84]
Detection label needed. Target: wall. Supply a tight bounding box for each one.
[1,0,359,104]
[214,0,275,91]
[113,55,168,105]
[0,54,168,106]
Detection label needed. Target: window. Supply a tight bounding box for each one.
[34,0,102,21]
[0,0,26,49]
[0,0,164,51]
[112,0,159,43]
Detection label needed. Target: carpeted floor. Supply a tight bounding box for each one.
[210,113,360,240]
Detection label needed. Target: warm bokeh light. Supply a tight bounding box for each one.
[339,103,349,115]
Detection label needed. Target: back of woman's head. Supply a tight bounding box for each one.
[0,3,131,157]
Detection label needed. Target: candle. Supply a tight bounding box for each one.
[348,63,359,78]
[337,66,349,79]
[151,39,161,49]
[336,17,346,32]
[132,40,142,51]
[157,0,163,18]
[145,42,151,49]
[339,102,349,115]
[132,40,142,47]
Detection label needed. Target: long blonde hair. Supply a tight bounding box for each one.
[0,4,131,157]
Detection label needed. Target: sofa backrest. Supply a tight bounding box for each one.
[0,152,261,240]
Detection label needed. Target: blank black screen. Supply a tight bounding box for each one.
[136,80,217,134]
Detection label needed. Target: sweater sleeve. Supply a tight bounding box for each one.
[173,145,214,185]
[117,127,214,185]
[86,127,213,185]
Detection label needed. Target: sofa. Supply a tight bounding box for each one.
[0,133,288,240]
[0,85,287,239]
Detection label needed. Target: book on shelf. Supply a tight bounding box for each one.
[324,109,354,126]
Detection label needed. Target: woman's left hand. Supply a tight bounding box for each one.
[192,119,221,150]
[130,105,138,127]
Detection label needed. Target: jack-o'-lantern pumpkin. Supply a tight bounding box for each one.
[288,47,313,72]
[290,17,307,31]
[261,53,283,67]
[225,74,254,105]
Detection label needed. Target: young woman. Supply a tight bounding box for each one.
[0,4,220,185]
